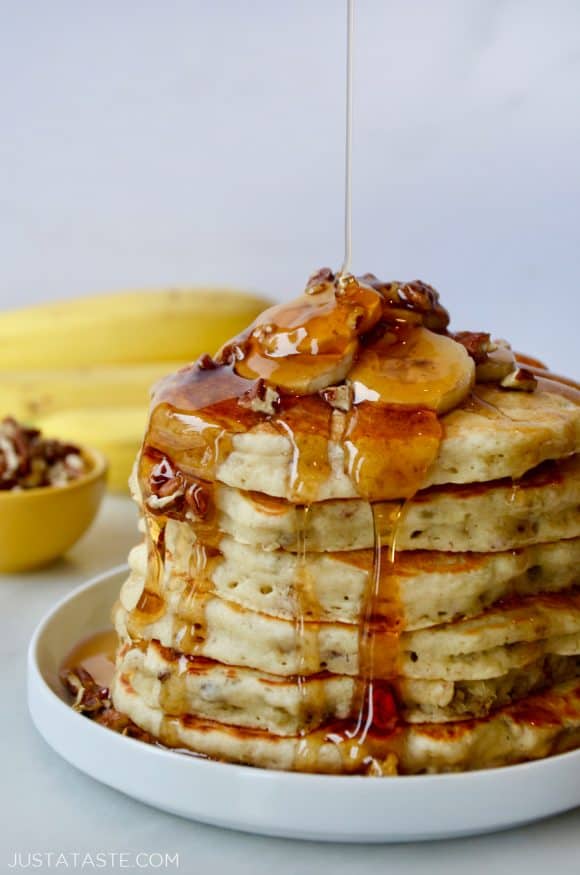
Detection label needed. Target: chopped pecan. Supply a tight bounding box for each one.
[60,667,111,715]
[500,367,538,392]
[94,707,133,732]
[147,456,185,511]
[185,480,212,519]
[238,379,281,415]
[150,456,175,490]
[155,475,184,499]
[0,417,85,489]
[320,383,353,412]
[453,331,497,364]
[364,278,450,334]
[215,340,247,366]
[61,665,159,742]
[196,353,218,371]
[305,267,335,295]
[146,490,184,511]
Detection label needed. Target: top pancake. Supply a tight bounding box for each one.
[146,378,580,503]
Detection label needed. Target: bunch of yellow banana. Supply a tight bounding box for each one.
[0,288,268,491]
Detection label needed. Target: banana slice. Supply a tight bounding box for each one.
[237,342,357,395]
[235,280,383,394]
[348,327,475,414]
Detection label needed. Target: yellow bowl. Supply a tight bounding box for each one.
[0,447,107,573]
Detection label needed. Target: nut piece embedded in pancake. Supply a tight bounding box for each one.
[99,269,580,775]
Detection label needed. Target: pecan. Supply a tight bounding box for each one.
[453,331,497,364]
[238,379,281,415]
[150,456,175,491]
[155,475,183,499]
[185,480,212,518]
[320,383,353,412]
[95,705,157,743]
[196,353,218,371]
[500,367,538,392]
[305,267,335,295]
[147,457,185,511]
[363,278,450,334]
[0,417,84,489]
[61,664,159,741]
[215,340,247,366]
[60,667,111,714]
[399,281,450,333]
[95,707,133,733]
[146,490,184,511]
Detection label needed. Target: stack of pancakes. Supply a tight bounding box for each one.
[111,273,580,774]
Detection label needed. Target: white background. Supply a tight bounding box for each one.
[1,0,579,374]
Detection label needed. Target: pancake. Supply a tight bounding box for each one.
[147,376,580,503]
[136,455,580,553]
[111,673,580,774]
[104,271,580,775]
[116,639,580,731]
[114,587,580,681]
[145,527,580,629]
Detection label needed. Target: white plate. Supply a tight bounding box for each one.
[28,568,580,843]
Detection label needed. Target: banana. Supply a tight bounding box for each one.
[35,406,147,493]
[0,288,269,370]
[238,343,357,395]
[0,361,188,421]
[348,327,475,414]
[234,282,382,394]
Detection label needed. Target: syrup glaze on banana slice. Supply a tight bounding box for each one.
[349,326,475,414]
[231,273,383,394]
[224,270,473,409]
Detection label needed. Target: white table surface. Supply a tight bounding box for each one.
[0,495,579,873]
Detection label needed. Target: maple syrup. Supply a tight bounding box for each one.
[62,629,117,688]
